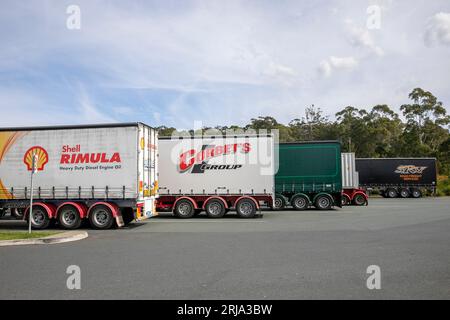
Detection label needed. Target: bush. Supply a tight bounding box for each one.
[437,176,450,196]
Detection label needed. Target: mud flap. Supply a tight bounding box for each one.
[115,215,125,228]
[257,206,264,218]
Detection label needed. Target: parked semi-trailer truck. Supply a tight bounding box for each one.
[156,134,275,218]
[0,123,158,229]
[274,141,342,210]
[341,152,368,206]
[355,158,437,198]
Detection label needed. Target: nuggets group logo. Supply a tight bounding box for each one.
[23,146,49,171]
[178,143,250,174]
[394,165,427,175]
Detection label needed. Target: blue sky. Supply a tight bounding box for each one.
[1,0,450,129]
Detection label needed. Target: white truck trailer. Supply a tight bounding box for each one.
[157,134,275,218]
[0,123,158,229]
[341,152,368,205]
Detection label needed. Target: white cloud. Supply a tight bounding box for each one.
[329,56,359,69]
[318,60,332,78]
[345,20,384,56]
[264,62,296,77]
[424,12,450,47]
[77,86,116,123]
[318,56,358,77]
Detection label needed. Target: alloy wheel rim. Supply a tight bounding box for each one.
[209,202,221,216]
[94,209,109,226]
[275,198,283,208]
[295,197,306,208]
[355,196,365,205]
[32,210,45,225]
[319,197,330,208]
[239,202,253,215]
[179,203,191,216]
[63,210,77,225]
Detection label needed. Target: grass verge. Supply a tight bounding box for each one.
[0,231,61,241]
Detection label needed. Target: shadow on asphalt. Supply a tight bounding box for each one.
[153,207,339,220]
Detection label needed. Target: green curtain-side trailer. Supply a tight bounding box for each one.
[274,141,342,210]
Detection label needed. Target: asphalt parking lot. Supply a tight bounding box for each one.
[1,197,450,300]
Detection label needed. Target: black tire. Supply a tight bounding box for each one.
[399,188,410,198]
[236,198,256,218]
[341,196,350,206]
[411,188,422,198]
[29,206,51,229]
[205,199,226,218]
[291,195,309,210]
[0,209,6,219]
[89,205,114,229]
[174,199,195,218]
[58,205,82,229]
[314,194,333,210]
[386,188,398,198]
[273,195,286,210]
[352,194,366,206]
[11,208,25,219]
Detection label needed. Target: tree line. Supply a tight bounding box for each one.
[157,88,450,175]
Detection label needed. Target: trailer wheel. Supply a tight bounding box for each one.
[273,195,286,210]
[314,194,333,210]
[58,205,82,229]
[89,205,114,229]
[341,196,350,206]
[291,195,309,210]
[0,209,6,219]
[29,206,51,229]
[399,188,410,198]
[352,194,366,206]
[411,188,422,198]
[11,208,25,219]
[174,199,195,218]
[236,198,256,218]
[386,188,398,198]
[205,199,226,218]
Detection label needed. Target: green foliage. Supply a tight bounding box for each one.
[156,88,450,175]
[156,125,176,137]
[436,176,450,196]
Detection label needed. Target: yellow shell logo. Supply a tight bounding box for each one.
[23,146,49,171]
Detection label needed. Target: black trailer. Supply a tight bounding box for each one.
[355,158,437,198]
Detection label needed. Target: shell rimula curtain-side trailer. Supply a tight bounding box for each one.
[156,135,275,218]
[0,123,158,229]
[274,141,342,210]
[355,158,437,198]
